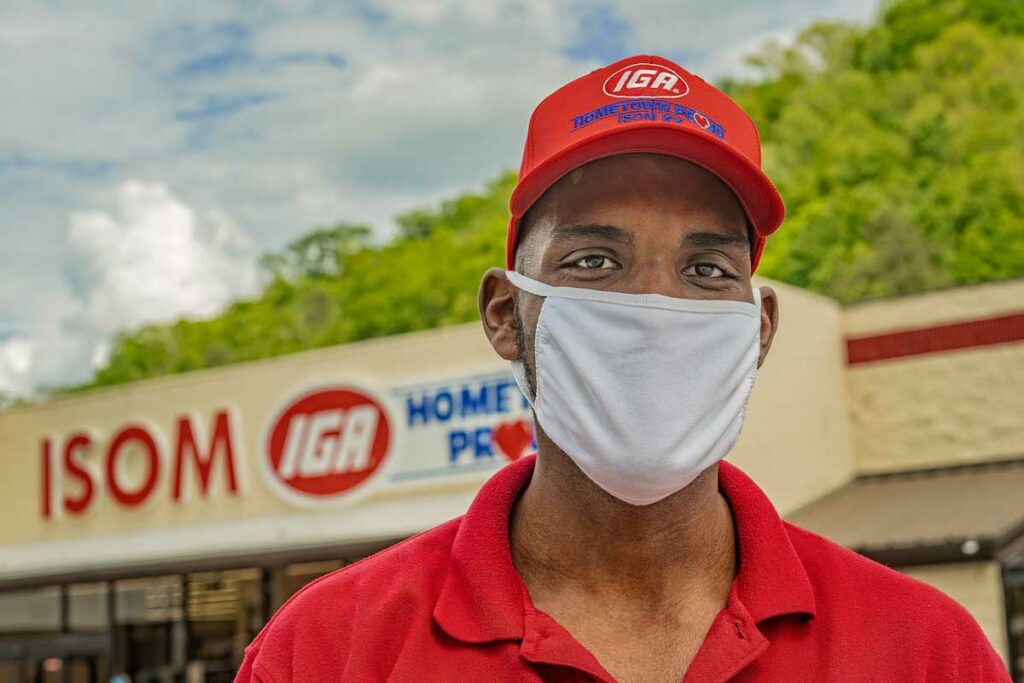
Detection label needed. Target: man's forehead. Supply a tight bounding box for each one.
[533,154,745,218]
[514,153,752,271]
[544,222,749,249]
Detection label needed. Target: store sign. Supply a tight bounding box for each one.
[37,371,535,518]
[40,409,240,520]
[386,370,535,484]
[261,386,392,504]
[254,374,533,503]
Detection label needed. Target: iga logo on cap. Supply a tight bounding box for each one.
[603,63,689,99]
[264,386,391,503]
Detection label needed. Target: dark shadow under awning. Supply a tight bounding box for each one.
[785,457,1024,567]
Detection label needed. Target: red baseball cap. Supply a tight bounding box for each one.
[506,54,784,273]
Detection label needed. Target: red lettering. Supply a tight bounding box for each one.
[172,410,238,501]
[62,433,95,515]
[105,426,160,508]
[41,438,52,520]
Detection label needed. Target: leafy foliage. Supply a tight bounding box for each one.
[70,0,1024,391]
[727,1,1024,301]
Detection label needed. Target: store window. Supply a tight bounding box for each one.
[0,588,60,683]
[0,559,369,683]
[186,568,264,683]
[69,583,108,633]
[114,575,184,681]
[1007,565,1024,682]
[0,587,60,635]
[0,585,110,683]
[279,560,345,605]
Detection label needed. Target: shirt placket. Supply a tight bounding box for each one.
[519,608,618,682]
[518,598,769,683]
[681,596,769,683]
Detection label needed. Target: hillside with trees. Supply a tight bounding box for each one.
[73,0,1024,391]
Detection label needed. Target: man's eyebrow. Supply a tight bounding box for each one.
[550,223,635,244]
[681,231,750,250]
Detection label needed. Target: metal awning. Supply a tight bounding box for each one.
[786,458,1024,566]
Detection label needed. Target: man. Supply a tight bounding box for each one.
[237,56,1009,682]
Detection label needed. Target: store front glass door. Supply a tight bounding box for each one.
[0,586,110,683]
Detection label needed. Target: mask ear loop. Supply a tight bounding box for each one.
[505,272,539,406]
[511,359,535,407]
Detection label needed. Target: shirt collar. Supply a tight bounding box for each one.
[718,460,817,623]
[433,456,816,643]
[433,456,534,643]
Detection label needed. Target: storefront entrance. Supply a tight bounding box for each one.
[0,560,355,683]
[0,633,109,683]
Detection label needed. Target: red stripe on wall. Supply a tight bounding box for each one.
[846,313,1024,365]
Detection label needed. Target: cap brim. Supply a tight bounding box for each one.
[506,123,784,271]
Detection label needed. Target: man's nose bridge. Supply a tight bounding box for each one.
[631,258,680,296]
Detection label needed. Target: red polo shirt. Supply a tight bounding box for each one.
[237,456,1009,682]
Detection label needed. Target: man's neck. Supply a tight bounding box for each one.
[509,435,737,606]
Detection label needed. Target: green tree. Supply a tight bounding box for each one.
[260,224,372,281]
[728,4,1024,302]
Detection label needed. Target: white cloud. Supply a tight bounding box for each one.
[67,181,259,331]
[0,181,260,395]
[0,338,34,398]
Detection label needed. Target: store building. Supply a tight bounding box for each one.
[0,277,1021,682]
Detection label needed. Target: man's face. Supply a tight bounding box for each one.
[479,152,779,391]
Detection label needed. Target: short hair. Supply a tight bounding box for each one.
[512,203,542,274]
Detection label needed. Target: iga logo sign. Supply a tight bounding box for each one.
[603,63,688,99]
[264,387,391,503]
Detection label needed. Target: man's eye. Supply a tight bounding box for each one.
[689,263,726,278]
[573,255,615,270]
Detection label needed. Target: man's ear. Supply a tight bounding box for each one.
[756,285,779,368]
[478,268,520,361]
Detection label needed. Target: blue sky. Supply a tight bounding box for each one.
[0,0,880,396]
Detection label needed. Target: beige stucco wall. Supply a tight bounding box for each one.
[847,345,1024,472]
[843,279,1024,473]
[901,562,1008,662]
[843,279,1024,336]
[733,278,854,515]
[0,276,853,584]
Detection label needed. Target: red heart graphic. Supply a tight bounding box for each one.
[493,419,533,461]
[694,112,710,129]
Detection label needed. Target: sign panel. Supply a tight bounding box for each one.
[37,370,535,519]
[386,370,534,484]
[261,386,393,506]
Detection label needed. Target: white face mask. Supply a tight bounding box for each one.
[506,270,762,506]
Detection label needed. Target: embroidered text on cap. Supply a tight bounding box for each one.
[603,63,689,99]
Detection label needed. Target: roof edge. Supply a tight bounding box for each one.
[855,537,999,568]
[857,454,1024,483]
